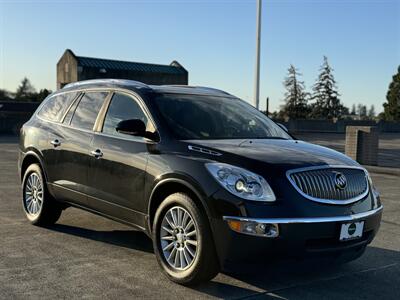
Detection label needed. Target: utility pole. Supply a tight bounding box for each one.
[266,97,269,116]
[253,0,262,109]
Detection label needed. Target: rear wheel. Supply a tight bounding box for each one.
[152,193,219,285]
[22,164,62,225]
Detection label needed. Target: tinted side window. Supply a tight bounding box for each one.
[37,92,77,122]
[103,93,153,136]
[63,94,81,125]
[71,92,108,130]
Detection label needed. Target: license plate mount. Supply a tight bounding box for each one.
[339,221,364,241]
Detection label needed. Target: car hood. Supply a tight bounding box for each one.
[185,139,359,171]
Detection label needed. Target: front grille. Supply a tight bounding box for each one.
[287,167,369,204]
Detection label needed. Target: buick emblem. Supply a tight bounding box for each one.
[334,172,347,190]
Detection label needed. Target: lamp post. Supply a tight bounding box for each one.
[253,0,262,109]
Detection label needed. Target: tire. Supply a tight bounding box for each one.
[22,163,62,226]
[152,193,220,285]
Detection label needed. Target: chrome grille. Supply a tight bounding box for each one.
[287,166,369,204]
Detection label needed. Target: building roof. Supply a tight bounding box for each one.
[65,49,187,75]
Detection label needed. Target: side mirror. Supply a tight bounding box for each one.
[277,123,288,132]
[116,119,146,137]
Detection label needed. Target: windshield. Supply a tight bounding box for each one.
[153,94,291,140]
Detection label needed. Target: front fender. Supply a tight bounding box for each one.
[147,171,219,218]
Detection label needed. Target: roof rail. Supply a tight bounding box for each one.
[193,86,231,96]
[63,79,149,89]
[162,85,231,96]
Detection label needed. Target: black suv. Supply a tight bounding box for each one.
[18,79,382,285]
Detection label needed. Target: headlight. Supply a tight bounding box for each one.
[205,163,276,202]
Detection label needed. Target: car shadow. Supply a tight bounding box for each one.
[194,246,400,299]
[49,223,154,253]
[44,223,400,299]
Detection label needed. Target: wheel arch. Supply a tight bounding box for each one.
[147,177,214,234]
[20,150,48,183]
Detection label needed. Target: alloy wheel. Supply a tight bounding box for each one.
[24,172,44,216]
[159,206,198,271]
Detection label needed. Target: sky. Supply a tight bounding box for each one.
[0,0,399,113]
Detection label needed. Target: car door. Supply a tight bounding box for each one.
[49,90,110,206]
[86,91,157,227]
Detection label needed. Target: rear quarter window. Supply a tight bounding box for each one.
[70,91,108,131]
[37,92,77,122]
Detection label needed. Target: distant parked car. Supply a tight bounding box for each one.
[18,79,382,285]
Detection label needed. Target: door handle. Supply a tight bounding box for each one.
[90,149,103,158]
[50,139,61,147]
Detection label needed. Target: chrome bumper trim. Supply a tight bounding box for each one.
[223,206,383,224]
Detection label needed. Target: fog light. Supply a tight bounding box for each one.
[256,223,266,234]
[264,224,278,237]
[227,219,279,238]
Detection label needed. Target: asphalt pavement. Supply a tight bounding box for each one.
[0,136,399,299]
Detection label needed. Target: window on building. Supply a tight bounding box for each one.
[70,91,108,130]
[37,92,77,122]
[102,92,154,137]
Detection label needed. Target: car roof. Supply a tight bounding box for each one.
[61,79,233,98]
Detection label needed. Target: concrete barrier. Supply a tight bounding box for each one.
[378,121,400,132]
[345,126,379,166]
[0,112,33,134]
[0,102,39,134]
[274,119,400,134]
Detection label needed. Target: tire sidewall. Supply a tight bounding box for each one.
[152,194,207,283]
[22,164,45,224]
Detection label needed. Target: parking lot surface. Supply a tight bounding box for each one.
[0,136,399,299]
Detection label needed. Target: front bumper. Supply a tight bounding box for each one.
[213,206,382,266]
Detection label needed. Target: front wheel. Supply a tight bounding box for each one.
[152,193,219,285]
[22,164,62,225]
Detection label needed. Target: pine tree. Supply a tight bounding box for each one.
[351,104,356,115]
[368,105,376,119]
[35,89,52,102]
[0,89,13,101]
[383,66,400,121]
[15,77,36,101]
[310,56,345,119]
[281,65,309,119]
[358,104,367,119]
